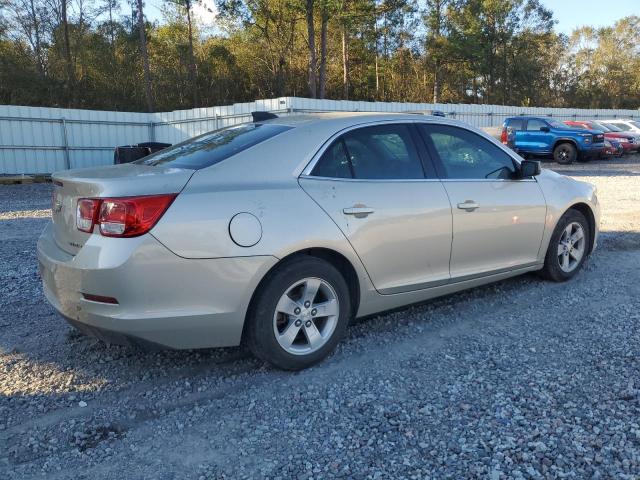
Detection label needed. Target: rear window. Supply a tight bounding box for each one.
[135,123,292,169]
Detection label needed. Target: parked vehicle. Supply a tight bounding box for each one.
[114,142,172,164]
[598,121,640,145]
[502,117,605,164]
[599,119,640,135]
[564,120,638,154]
[38,113,600,370]
[603,139,624,158]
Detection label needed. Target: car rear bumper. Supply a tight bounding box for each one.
[37,221,278,349]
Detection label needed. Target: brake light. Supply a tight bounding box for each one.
[501,127,508,144]
[76,194,176,237]
[76,199,101,233]
[98,194,177,237]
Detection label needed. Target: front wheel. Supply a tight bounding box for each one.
[245,256,351,370]
[553,143,577,164]
[540,210,590,282]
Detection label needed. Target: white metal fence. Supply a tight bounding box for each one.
[2,97,639,174]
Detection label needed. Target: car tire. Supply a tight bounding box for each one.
[553,143,577,164]
[540,209,590,282]
[245,256,351,370]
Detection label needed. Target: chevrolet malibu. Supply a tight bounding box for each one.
[38,113,599,370]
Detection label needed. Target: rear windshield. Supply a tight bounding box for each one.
[135,123,292,169]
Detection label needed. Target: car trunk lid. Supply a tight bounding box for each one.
[51,164,194,255]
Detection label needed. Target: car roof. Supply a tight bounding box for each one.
[505,116,551,121]
[260,112,445,128]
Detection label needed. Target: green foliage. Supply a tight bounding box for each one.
[0,0,638,110]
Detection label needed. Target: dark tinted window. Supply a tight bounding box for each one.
[343,124,424,179]
[421,125,517,180]
[135,123,292,169]
[312,140,353,178]
[526,119,548,131]
[507,118,524,130]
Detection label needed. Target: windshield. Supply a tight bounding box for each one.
[601,122,623,132]
[135,123,292,169]
[591,122,611,132]
[630,121,640,129]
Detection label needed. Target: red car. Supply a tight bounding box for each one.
[564,120,638,154]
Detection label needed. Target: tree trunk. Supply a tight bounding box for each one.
[341,23,349,99]
[61,0,75,106]
[306,0,317,98]
[185,2,199,108]
[374,21,380,97]
[136,0,154,112]
[108,0,115,46]
[29,0,45,74]
[433,61,440,103]
[318,4,328,99]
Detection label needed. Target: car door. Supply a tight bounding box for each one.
[417,123,547,280]
[524,118,554,153]
[299,122,453,294]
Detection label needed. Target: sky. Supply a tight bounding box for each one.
[541,0,638,34]
[144,0,638,34]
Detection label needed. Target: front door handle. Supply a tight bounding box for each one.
[457,200,479,212]
[343,205,374,218]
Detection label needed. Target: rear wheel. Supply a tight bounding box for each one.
[540,210,590,282]
[553,143,577,164]
[245,256,351,370]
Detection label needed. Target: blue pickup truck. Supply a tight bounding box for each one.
[501,116,605,164]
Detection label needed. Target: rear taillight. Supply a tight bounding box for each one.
[76,194,176,237]
[98,194,177,237]
[76,199,101,233]
[501,127,508,144]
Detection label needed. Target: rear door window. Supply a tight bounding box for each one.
[135,123,292,169]
[312,140,353,178]
[507,119,524,130]
[311,124,426,180]
[526,119,548,131]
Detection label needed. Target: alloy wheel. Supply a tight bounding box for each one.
[557,221,586,273]
[273,277,340,355]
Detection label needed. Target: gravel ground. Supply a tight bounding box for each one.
[1,157,639,479]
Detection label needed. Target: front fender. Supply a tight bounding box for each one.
[535,170,600,260]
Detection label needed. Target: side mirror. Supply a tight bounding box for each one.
[540,126,550,133]
[520,159,541,178]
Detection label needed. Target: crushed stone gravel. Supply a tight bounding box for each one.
[1,157,639,479]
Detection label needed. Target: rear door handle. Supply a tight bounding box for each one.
[343,206,374,218]
[457,200,479,212]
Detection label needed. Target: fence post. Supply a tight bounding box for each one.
[148,122,155,142]
[60,118,71,169]
[214,111,218,130]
